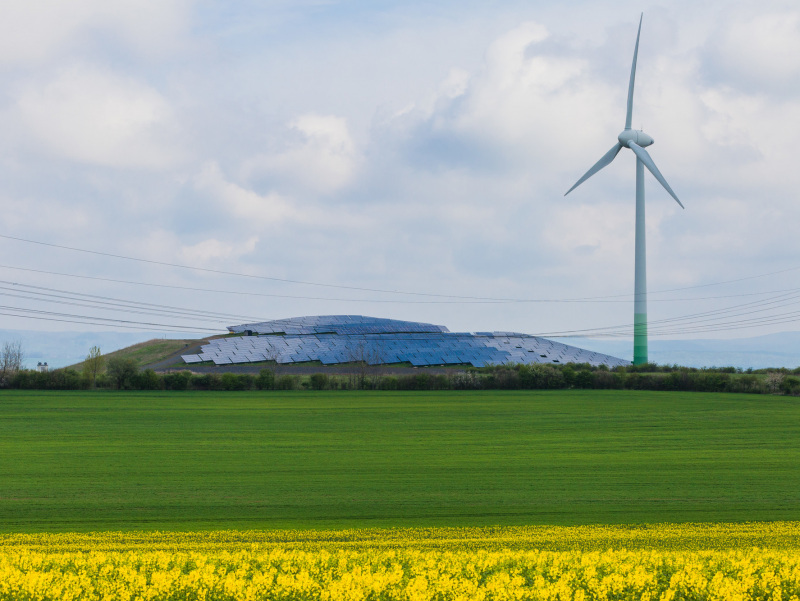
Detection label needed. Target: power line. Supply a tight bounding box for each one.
[4,232,800,302]
[0,305,224,333]
[4,263,800,339]
[541,291,800,338]
[0,233,498,300]
[0,264,503,304]
[0,290,232,325]
[4,234,800,340]
[0,282,265,323]
[2,261,800,305]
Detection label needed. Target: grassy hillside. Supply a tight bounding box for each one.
[1,389,798,532]
[69,338,205,371]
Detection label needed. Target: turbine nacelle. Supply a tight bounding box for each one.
[618,129,653,148]
[562,12,686,366]
[563,13,681,209]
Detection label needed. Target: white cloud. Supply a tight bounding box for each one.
[0,0,190,65]
[0,192,90,233]
[5,1,800,341]
[242,114,360,195]
[180,236,259,264]
[544,202,632,263]
[706,10,800,91]
[384,20,617,177]
[115,229,258,271]
[194,162,296,225]
[14,64,181,169]
[483,22,551,90]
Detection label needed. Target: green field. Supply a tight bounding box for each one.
[0,390,798,532]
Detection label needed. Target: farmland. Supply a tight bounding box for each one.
[2,524,800,599]
[1,389,799,531]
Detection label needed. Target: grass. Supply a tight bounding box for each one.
[69,339,202,371]
[0,389,798,532]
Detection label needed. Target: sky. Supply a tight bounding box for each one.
[1,0,800,344]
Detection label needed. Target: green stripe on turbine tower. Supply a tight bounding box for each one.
[634,313,648,365]
[564,13,684,366]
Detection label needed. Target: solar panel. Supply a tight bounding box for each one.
[191,316,628,368]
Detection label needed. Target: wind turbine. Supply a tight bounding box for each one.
[564,13,683,365]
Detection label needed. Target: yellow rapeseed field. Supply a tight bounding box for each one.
[1,523,799,600]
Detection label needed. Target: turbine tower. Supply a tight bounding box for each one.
[565,13,683,365]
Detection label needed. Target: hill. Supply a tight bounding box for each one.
[565,331,800,369]
[68,337,215,371]
[6,328,800,371]
[0,329,213,369]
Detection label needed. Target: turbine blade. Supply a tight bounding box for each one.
[625,13,643,130]
[627,141,684,208]
[564,143,623,196]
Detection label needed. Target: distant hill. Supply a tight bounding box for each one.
[0,329,213,369]
[68,338,212,371]
[3,328,799,370]
[565,332,800,369]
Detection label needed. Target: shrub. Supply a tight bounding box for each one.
[191,373,223,391]
[733,374,760,393]
[591,370,623,389]
[378,376,399,390]
[275,375,297,390]
[781,376,800,395]
[107,357,138,389]
[574,369,594,389]
[256,369,275,390]
[449,371,480,390]
[765,372,785,394]
[221,373,253,391]
[309,373,330,390]
[163,371,191,391]
[429,374,450,390]
[11,369,85,390]
[133,369,162,390]
[518,364,564,389]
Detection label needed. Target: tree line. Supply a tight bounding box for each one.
[4,353,800,395]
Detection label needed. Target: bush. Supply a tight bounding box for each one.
[220,373,253,391]
[574,369,594,389]
[430,374,450,390]
[275,375,298,390]
[163,371,191,391]
[377,376,399,390]
[517,364,564,389]
[765,372,785,394]
[591,370,623,389]
[256,369,275,390]
[664,370,692,391]
[11,368,86,390]
[781,376,800,395]
[733,374,760,393]
[6,359,800,396]
[106,357,138,389]
[449,371,480,390]
[191,373,223,391]
[560,366,576,387]
[310,373,331,390]
[627,362,659,373]
[133,369,162,390]
[410,373,431,390]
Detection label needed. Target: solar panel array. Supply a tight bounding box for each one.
[228,315,449,336]
[182,315,627,368]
